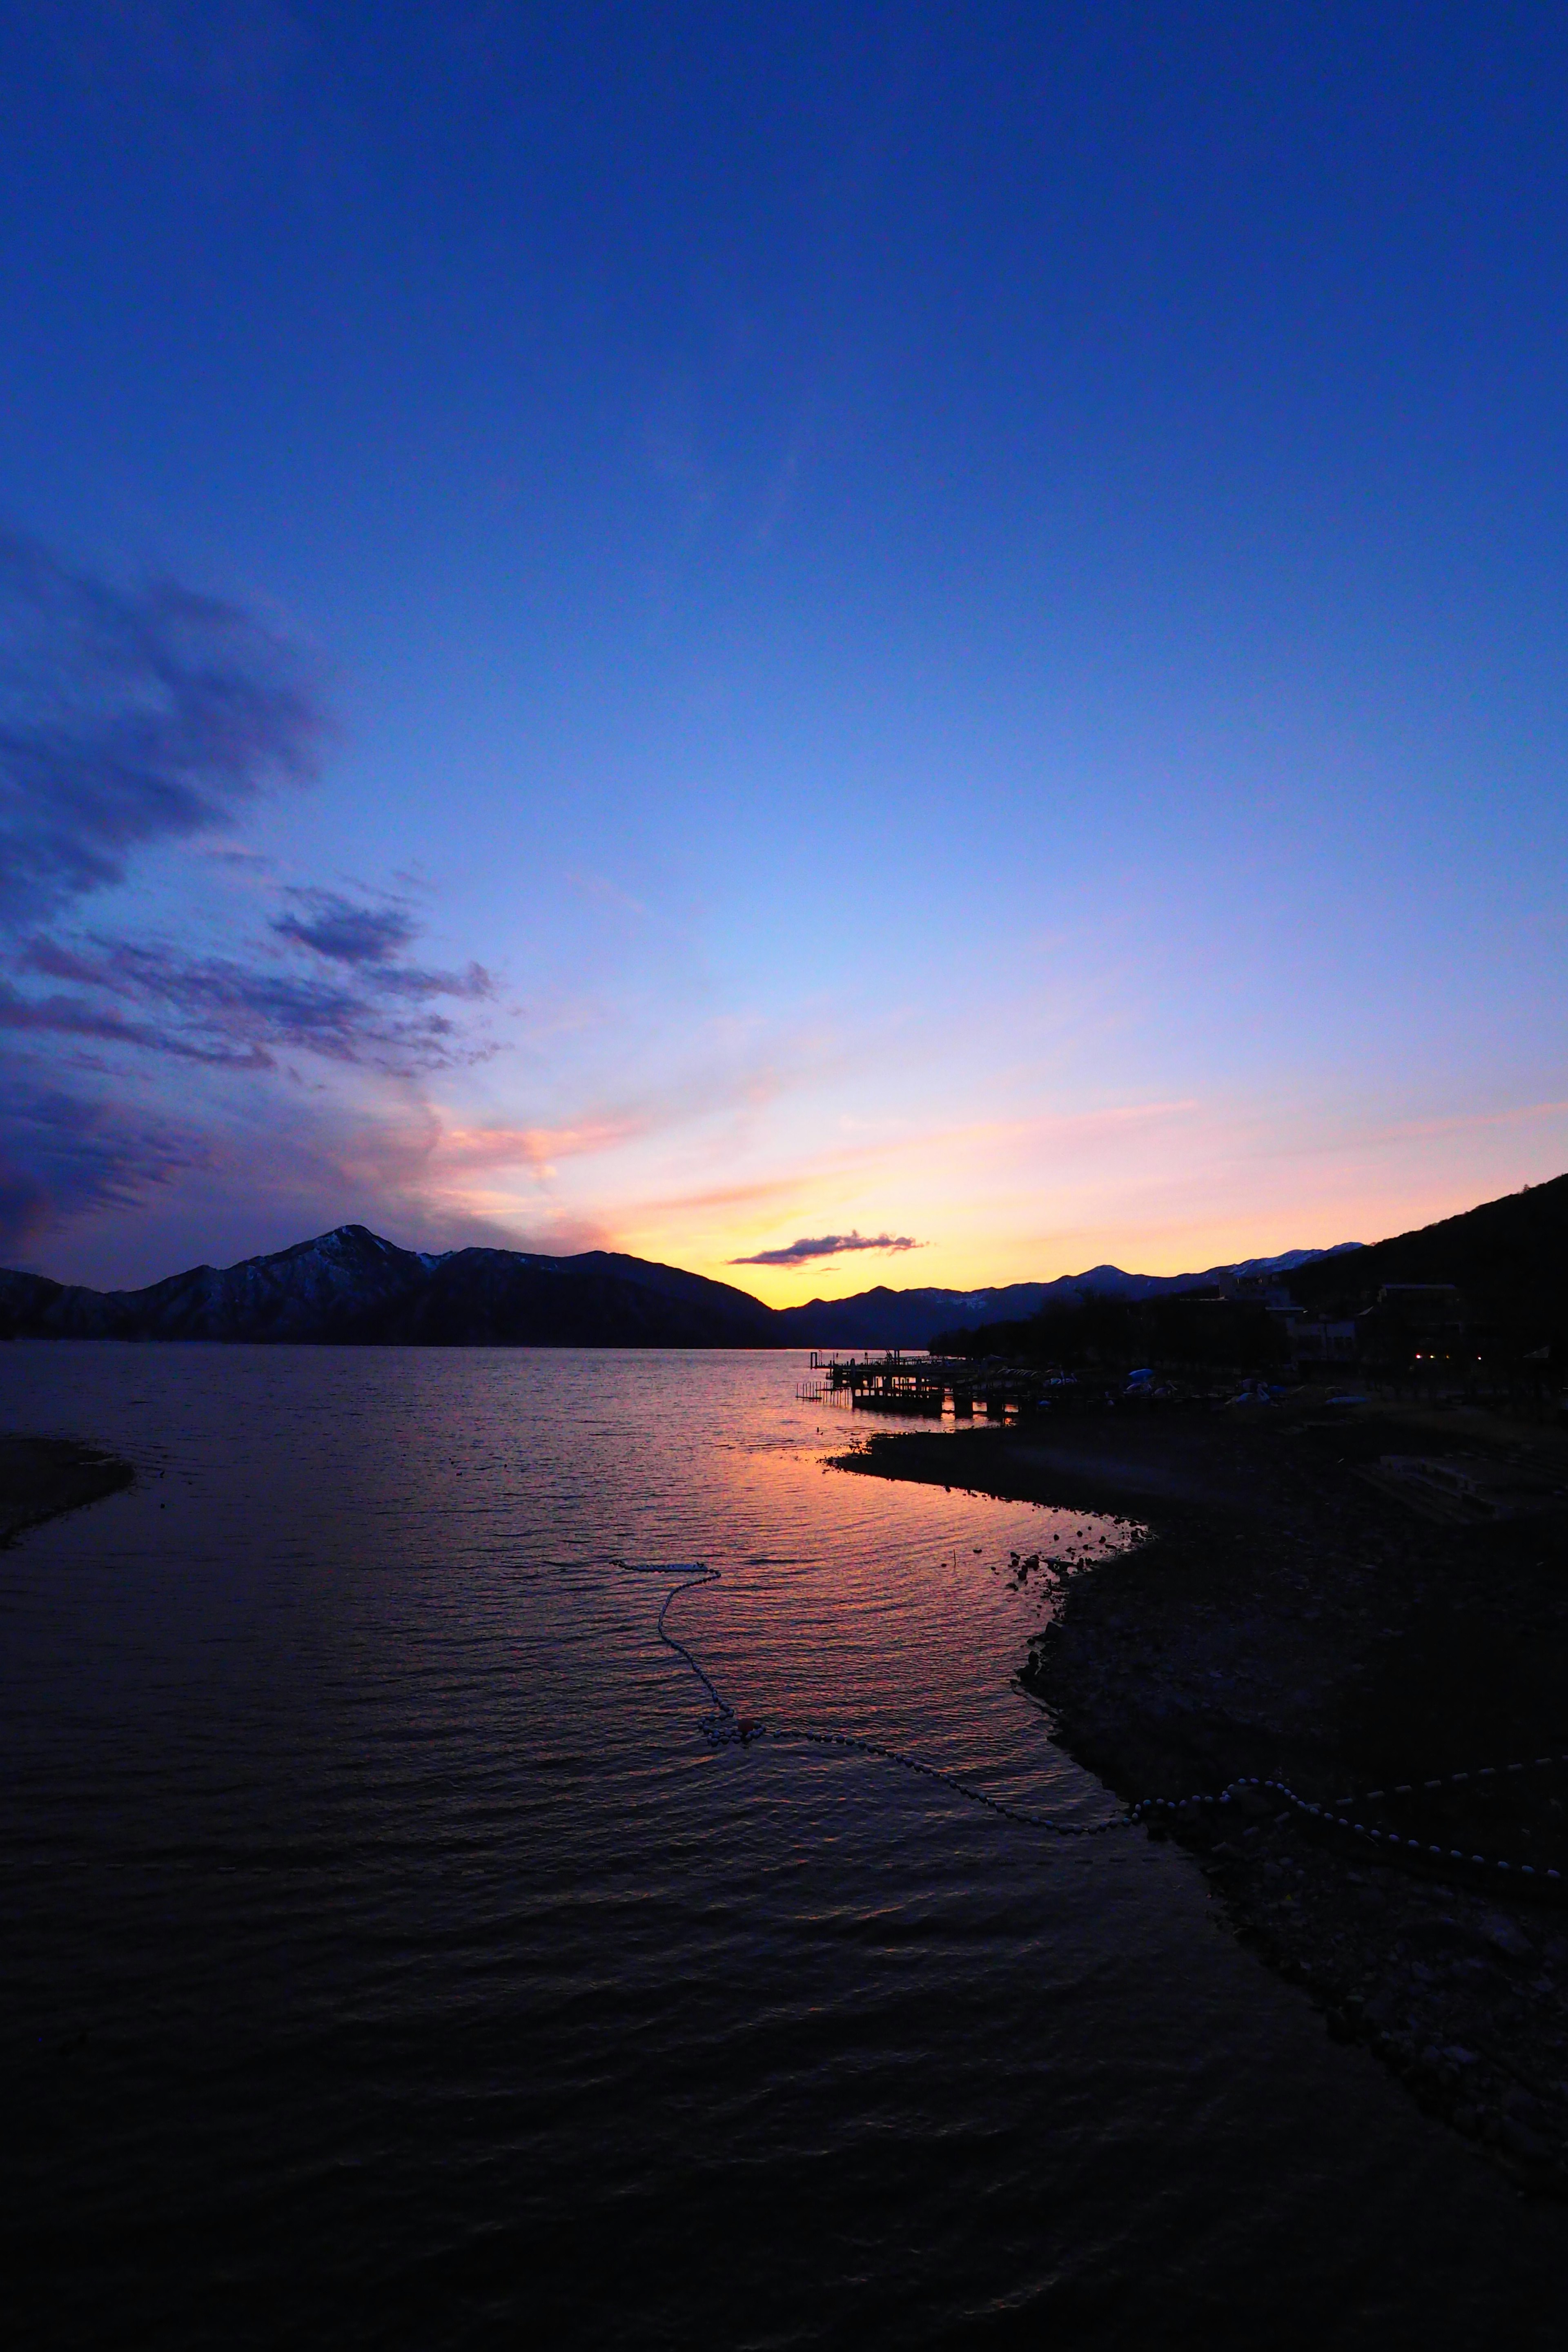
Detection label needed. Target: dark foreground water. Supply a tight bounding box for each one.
[3,1347,1566,2348]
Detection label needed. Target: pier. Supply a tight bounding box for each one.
[798,1350,1058,1421]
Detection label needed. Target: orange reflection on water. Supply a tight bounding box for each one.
[624,1368,1141,1829]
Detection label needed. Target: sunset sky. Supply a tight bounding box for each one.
[3,2,1566,1298]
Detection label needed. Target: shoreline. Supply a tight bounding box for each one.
[837,1398,1568,2190]
[0,1435,135,1546]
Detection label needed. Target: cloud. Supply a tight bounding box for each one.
[0,530,325,926]
[10,1083,622,1285]
[272,889,418,967]
[0,1071,207,1256]
[730,1230,924,1268]
[0,537,511,1262]
[0,971,267,1065]
[435,1116,648,1174]
[1367,1099,1568,1147]
[0,538,493,1085]
[13,922,495,1075]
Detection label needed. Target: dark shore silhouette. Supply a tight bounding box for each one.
[842,1390,1568,2188]
[0,1436,134,1546]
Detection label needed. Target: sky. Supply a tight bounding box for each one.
[1,0,1565,1301]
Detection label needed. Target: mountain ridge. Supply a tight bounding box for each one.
[0,1222,1359,1347]
[767,1245,1362,1348]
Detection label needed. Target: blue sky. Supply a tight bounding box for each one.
[2,1,1565,1294]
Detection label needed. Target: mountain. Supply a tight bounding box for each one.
[359,1247,773,1346]
[0,1225,774,1348]
[3,1187,1554,1349]
[768,1246,1361,1349]
[0,1226,1362,1348]
[0,1225,441,1342]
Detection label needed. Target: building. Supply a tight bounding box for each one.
[1284,1314,1359,1365]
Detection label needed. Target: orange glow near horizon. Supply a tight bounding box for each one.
[440,1091,1568,1301]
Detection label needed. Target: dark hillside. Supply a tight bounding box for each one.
[1284,1175,1568,1339]
[931,1293,1286,1371]
[772,1283,1058,1350]
[930,1177,1568,1372]
[362,1248,773,1346]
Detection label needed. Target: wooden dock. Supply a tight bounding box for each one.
[797,1350,1057,1421]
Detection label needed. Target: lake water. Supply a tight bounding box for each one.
[4,1345,1566,2348]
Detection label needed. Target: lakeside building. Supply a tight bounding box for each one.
[1232,1271,1359,1365]
[1354,1283,1466,1370]
[1283,1314,1359,1366]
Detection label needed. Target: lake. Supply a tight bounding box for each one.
[3,1346,1564,2347]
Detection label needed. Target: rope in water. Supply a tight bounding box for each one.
[617,1560,1127,1837]
[619,1563,1568,1882]
[619,1562,737,1730]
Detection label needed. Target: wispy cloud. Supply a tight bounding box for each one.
[0,537,507,1258]
[16,1087,620,1283]
[0,1070,207,1255]
[0,530,324,926]
[13,917,495,1076]
[1368,1098,1568,1146]
[730,1230,924,1268]
[436,1117,648,1174]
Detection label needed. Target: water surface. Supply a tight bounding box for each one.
[3,1347,1564,2347]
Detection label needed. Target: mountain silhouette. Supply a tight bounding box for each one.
[0,1222,1369,1346]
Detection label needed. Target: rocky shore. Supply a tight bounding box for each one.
[0,1435,134,1546]
[838,1396,1568,2191]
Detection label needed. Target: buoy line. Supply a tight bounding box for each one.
[616,1560,1128,1838]
[619,1562,1568,1884]
[1138,1767,1568,1887]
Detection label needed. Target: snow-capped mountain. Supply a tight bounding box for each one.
[0,1225,1359,1347]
